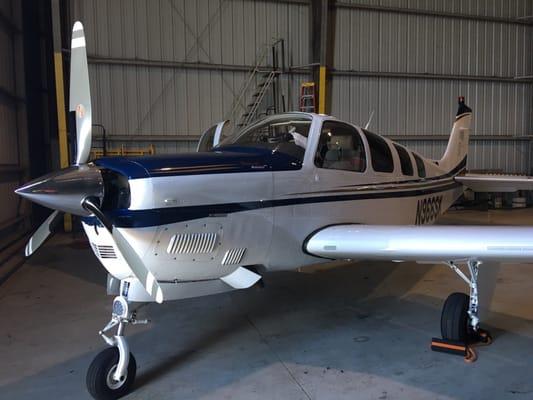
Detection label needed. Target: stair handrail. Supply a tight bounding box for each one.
[241,71,277,127]
[225,43,272,122]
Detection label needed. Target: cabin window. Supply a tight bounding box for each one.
[315,121,366,172]
[362,129,394,173]
[413,153,426,178]
[393,143,414,176]
[227,115,312,163]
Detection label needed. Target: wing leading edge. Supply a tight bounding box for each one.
[305,225,533,263]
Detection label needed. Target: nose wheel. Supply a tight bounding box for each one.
[87,296,148,400]
[87,347,137,400]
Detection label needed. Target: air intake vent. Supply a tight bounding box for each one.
[167,232,218,254]
[91,243,117,259]
[221,248,246,265]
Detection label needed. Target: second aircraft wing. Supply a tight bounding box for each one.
[455,173,533,192]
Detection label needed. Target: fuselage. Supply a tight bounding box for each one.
[82,113,466,284]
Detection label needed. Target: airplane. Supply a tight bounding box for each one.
[14,21,533,400]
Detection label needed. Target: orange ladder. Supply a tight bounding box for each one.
[299,82,316,112]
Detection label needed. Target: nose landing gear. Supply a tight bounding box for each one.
[87,347,136,400]
[86,296,148,400]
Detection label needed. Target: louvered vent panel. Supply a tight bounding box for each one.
[167,233,218,254]
[221,248,246,265]
[91,243,117,259]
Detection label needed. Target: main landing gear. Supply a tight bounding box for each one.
[86,296,148,400]
[432,260,492,362]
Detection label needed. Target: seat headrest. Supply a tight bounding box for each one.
[325,149,340,161]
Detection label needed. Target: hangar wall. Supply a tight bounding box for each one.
[67,0,310,153]
[330,0,533,173]
[66,0,533,173]
[0,0,29,244]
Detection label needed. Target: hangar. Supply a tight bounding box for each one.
[1,1,533,399]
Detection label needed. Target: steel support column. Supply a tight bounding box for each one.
[311,0,333,114]
[51,0,71,232]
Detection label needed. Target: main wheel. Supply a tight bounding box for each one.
[86,347,137,400]
[440,292,470,342]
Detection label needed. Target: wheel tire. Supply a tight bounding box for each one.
[440,292,470,342]
[86,347,136,400]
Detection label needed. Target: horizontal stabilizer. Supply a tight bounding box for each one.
[456,173,533,192]
[220,266,261,289]
[305,224,533,263]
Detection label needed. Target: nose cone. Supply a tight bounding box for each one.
[15,165,104,216]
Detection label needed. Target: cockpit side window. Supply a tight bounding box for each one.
[315,121,366,173]
[362,129,394,173]
[412,153,426,178]
[393,143,414,176]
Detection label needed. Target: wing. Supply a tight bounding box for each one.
[305,224,533,263]
[455,173,533,192]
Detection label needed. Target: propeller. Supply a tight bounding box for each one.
[70,21,92,165]
[18,21,93,257]
[24,210,62,257]
[15,21,164,303]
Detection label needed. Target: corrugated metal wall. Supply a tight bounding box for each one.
[0,0,28,241]
[330,0,533,173]
[67,0,532,172]
[68,0,310,153]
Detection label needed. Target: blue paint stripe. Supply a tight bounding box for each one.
[82,181,461,228]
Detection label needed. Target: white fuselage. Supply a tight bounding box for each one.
[83,114,464,299]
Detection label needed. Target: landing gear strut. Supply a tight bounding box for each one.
[433,260,492,362]
[86,296,148,400]
[443,260,482,334]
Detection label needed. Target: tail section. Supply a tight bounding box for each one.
[439,97,472,172]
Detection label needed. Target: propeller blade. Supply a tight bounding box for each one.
[112,228,164,304]
[25,210,63,257]
[69,21,92,165]
[82,198,163,303]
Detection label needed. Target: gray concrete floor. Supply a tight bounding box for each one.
[2,209,533,399]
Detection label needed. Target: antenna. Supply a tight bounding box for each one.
[364,110,375,130]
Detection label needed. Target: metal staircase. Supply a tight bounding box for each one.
[237,70,278,128]
[226,40,284,133]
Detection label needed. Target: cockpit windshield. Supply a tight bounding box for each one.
[218,114,313,162]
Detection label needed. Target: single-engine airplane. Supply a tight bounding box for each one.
[15,22,533,400]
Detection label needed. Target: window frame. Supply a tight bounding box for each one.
[361,129,395,174]
[314,120,367,173]
[393,143,414,176]
[412,152,426,178]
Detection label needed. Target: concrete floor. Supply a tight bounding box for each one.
[2,209,533,400]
